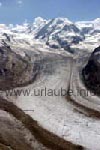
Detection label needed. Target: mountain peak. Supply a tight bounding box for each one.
[51,17,73,24]
[94,18,100,22]
[34,17,47,25]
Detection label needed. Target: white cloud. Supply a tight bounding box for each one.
[0,2,2,7]
[17,0,23,5]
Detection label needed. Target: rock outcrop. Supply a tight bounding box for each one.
[82,46,100,94]
[0,44,34,90]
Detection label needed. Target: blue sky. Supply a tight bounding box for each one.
[0,0,100,24]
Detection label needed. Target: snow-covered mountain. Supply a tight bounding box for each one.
[75,18,100,51]
[34,18,84,51]
[77,18,100,35]
[0,17,100,53]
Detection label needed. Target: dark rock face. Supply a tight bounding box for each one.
[0,45,34,90]
[82,46,100,94]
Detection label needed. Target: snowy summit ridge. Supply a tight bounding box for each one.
[0,17,100,52]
